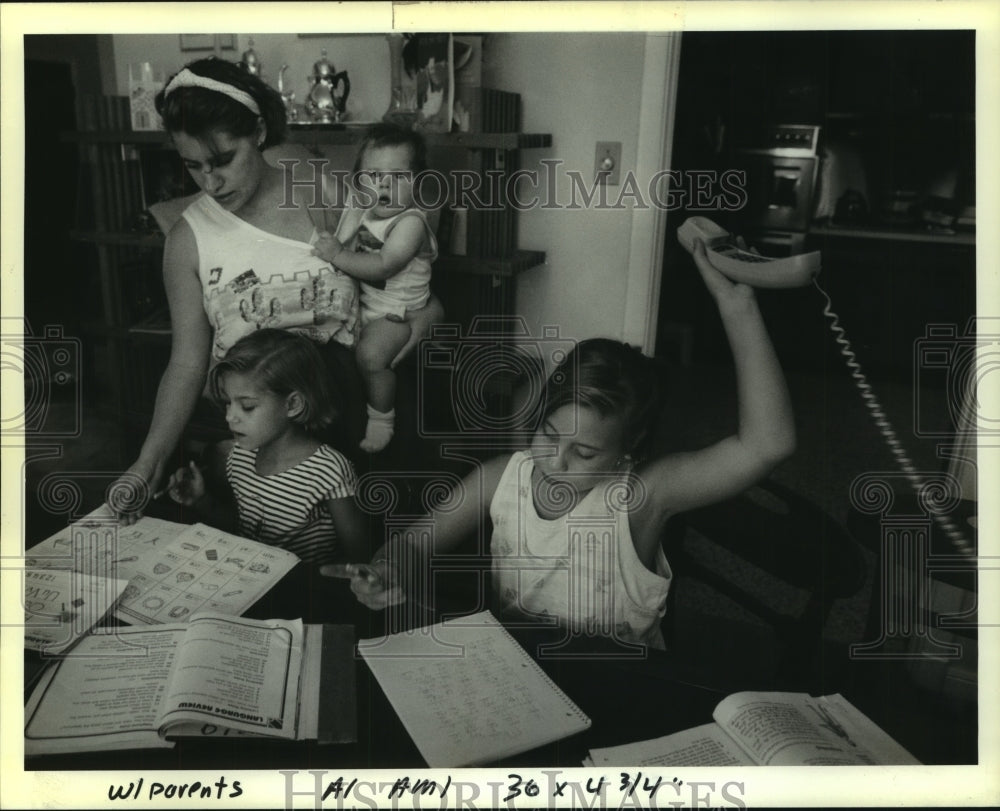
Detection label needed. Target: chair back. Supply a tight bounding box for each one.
[663,478,866,692]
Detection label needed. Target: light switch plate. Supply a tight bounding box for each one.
[595,141,622,186]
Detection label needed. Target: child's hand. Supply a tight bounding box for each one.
[320,561,405,610]
[312,231,345,263]
[691,238,756,312]
[167,461,205,506]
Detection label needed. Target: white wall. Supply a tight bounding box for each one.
[483,33,647,344]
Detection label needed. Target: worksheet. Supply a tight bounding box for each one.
[25,511,299,625]
[359,610,591,767]
[23,568,129,653]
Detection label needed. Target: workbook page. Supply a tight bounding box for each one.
[157,613,303,739]
[713,691,919,765]
[588,723,754,766]
[25,513,299,625]
[23,568,129,653]
[359,611,591,767]
[24,626,185,755]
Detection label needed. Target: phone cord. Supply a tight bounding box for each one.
[813,279,974,556]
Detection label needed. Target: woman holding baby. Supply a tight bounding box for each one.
[109,57,441,523]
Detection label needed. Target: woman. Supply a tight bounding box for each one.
[110,58,441,524]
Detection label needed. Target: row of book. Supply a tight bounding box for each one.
[78,94,145,235]
[437,88,522,260]
[79,94,196,235]
[462,87,522,135]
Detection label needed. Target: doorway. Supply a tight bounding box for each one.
[22,35,121,544]
[24,58,83,338]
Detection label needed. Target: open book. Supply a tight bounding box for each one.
[359,610,591,767]
[24,612,355,756]
[586,691,920,766]
[25,509,299,625]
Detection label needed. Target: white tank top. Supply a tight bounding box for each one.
[182,195,360,360]
[335,202,437,317]
[489,451,672,648]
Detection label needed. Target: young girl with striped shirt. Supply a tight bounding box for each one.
[166,329,367,565]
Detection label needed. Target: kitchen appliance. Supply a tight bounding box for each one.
[732,124,821,255]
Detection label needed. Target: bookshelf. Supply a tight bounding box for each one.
[62,129,552,150]
[69,230,547,277]
[65,93,552,455]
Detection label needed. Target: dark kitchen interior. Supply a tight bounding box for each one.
[654,29,977,765]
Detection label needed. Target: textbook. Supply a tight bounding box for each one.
[585,691,920,766]
[25,509,299,626]
[24,612,356,756]
[358,610,592,767]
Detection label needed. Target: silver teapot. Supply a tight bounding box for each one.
[305,50,350,124]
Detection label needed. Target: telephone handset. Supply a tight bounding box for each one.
[677,216,821,288]
[677,217,973,555]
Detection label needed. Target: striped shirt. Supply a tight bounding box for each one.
[227,444,357,565]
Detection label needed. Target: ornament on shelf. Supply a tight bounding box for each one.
[305,50,351,124]
[277,64,297,122]
[239,38,261,77]
[382,34,418,128]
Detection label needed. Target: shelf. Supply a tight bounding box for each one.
[128,307,172,342]
[61,130,553,150]
[127,329,171,345]
[70,229,164,249]
[61,130,173,146]
[824,111,974,124]
[81,320,131,339]
[435,250,545,277]
[69,230,546,275]
[82,319,170,342]
[809,223,975,248]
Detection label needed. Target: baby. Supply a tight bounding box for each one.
[313,124,438,453]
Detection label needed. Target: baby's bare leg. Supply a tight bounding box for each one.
[357,318,412,410]
[356,317,412,452]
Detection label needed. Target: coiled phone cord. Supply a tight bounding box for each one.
[813,279,974,556]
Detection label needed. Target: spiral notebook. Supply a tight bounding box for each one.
[358,611,591,767]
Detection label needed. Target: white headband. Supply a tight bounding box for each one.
[163,68,261,115]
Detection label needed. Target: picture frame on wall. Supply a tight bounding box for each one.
[179,34,217,51]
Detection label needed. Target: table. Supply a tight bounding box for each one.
[24,561,729,771]
[24,489,981,772]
